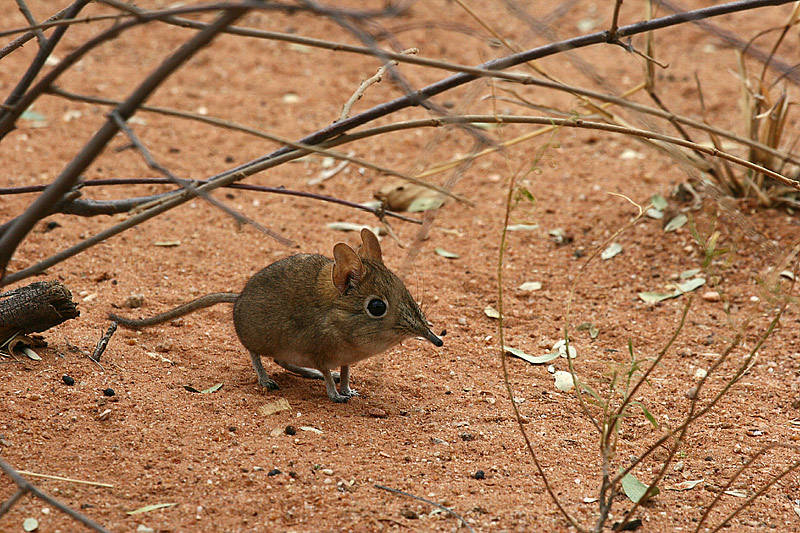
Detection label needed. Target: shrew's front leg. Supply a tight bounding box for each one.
[339,365,359,397]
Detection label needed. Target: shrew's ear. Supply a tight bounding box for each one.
[332,243,365,294]
[357,228,383,264]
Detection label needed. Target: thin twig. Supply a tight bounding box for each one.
[609,0,625,40]
[340,48,418,121]
[16,470,114,488]
[0,458,111,532]
[0,4,71,60]
[496,151,584,531]
[90,322,117,363]
[14,0,46,48]
[374,484,475,533]
[0,178,422,224]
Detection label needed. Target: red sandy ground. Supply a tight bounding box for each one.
[1,1,799,531]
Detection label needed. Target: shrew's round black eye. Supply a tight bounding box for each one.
[365,297,387,318]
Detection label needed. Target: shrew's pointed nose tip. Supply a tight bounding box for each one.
[424,328,444,347]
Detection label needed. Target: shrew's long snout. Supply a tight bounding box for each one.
[418,324,443,347]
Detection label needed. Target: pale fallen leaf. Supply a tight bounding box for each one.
[638,292,674,304]
[680,268,701,279]
[676,277,706,294]
[507,223,538,231]
[407,196,444,212]
[258,398,291,416]
[282,93,299,103]
[664,214,688,232]
[126,503,177,515]
[645,208,664,219]
[518,281,542,291]
[21,109,46,122]
[601,242,623,260]
[668,479,703,491]
[724,489,748,498]
[638,277,706,303]
[300,426,323,434]
[153,241,180,247]
[505,347,559,365]
[184,383,223,394]
[434,248,459,259]
[780,270,795,280]
[327,222,381,235]
[651,194,668,211]
[621,470,659,503]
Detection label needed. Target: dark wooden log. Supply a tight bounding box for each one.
[0,281,79,341]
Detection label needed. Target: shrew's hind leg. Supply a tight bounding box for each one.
[249,352,278,390]
[273,360,340,382]
[321,368,349,403]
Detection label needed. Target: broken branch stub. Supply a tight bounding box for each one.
[0,280,79,339]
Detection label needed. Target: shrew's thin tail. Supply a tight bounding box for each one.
[109,292,238,329]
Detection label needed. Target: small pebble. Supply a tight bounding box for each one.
[28,394,40,401]
[267,469,281,476]
[136,525,154,533]
[284,425,297,435]
[472,470,486,480]
[97,409,112,421]
[125,294,145,308]
[400,509,418,519]
[702,291,721,302]
[368,408,387,419]
[439,329,447,336]
[321,468,334,476]
[62,375,75,386]
[457,317,467,325]
[155,341,172,353]
[459,432,476,441]
[103,388,115,397]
